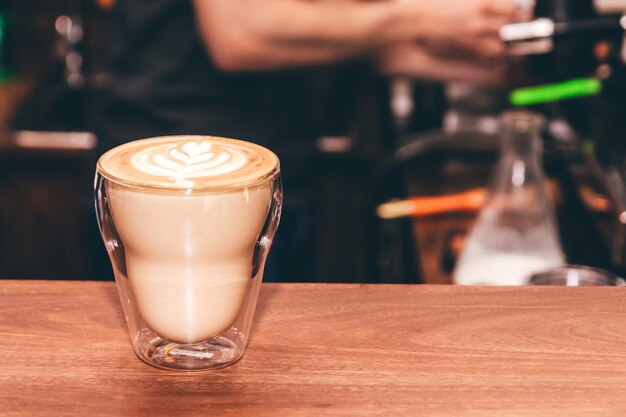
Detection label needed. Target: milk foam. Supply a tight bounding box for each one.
[130,140,246,179]
[98,136,279,191]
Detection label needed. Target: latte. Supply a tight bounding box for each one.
[97,136,280,345]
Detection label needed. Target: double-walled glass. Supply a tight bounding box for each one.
[95,136,282,371]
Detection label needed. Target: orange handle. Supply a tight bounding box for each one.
[377,188,485,219]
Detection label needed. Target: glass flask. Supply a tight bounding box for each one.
[453,110,565,285]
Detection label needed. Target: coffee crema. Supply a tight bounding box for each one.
[98,135,279,191]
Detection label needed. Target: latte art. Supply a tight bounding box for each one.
[97,135,279,191]
[130,140,247,179]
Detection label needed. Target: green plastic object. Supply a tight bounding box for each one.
[510,78,602,106]
[0,10,14,82]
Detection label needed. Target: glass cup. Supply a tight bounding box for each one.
[94,136,282,371]
[528,265,626,286]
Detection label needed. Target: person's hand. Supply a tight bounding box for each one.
[399,0,528,61]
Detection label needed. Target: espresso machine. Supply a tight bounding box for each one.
[499,0,626,275]
[374,0,626,283]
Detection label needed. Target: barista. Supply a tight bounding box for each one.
[93,0,521,281]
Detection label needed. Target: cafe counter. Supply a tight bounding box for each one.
[2,280,626,416]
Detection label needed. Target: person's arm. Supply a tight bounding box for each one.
[193,0,518,72]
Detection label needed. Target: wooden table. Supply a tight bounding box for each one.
[2,280,626,416]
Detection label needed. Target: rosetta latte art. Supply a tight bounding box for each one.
[98,135,279,191]
[130,140,247,178]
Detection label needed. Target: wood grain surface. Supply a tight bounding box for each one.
[2,280,626,416]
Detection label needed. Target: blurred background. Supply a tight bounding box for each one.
[3,0,626,284]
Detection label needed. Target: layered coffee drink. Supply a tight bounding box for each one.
[96,136,281,370]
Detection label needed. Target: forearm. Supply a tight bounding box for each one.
[193,0,422,71]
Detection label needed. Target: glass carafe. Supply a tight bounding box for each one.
[453,110,565,285]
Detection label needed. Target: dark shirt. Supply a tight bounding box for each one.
[95,0,318,181]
